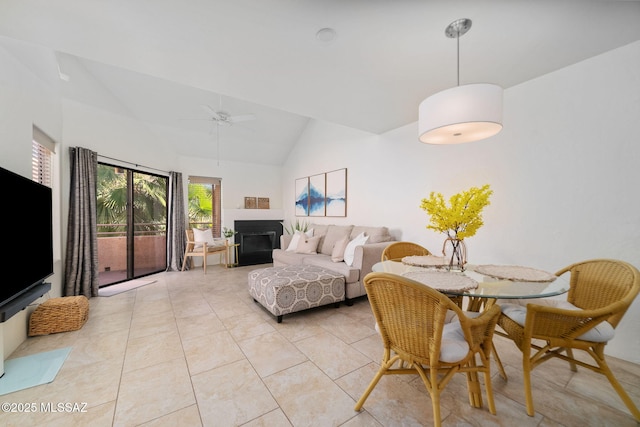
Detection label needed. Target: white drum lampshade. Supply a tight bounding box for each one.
[419,83,503,145]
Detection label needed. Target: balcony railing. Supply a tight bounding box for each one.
[97,223,166,274]
[97,222,167,238]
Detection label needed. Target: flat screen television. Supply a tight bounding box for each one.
[0,165,54,308]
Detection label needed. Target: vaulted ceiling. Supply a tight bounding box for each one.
[1,1,639,165]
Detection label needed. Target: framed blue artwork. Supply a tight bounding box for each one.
[309,173,326,216]
[326,168,347,217]
[295,177,309,216]
[295,168,347,217]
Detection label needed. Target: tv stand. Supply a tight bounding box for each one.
[0,282,51,323]
[0,282,51,378]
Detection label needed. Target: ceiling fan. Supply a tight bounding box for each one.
[199,97,256,165]
[200,103,255,127]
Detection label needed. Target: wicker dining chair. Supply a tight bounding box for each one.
[498,259,640,421]
[381,241,431,261]
[355,272,501,427]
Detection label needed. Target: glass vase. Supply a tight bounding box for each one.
[442,237,467,271]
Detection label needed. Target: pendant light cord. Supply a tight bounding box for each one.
[456,28,460,86]
[216,123,220,166]
[217,95,222,166]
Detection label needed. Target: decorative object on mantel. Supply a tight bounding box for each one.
[469,265,557,283]
[244,197,257,209]
[244,197,270,209]
[420,184,493,271]
[258,197,270,209]
[402,270,478,292]
[418,18,503,144]
[401,255,448,268]
[295,168,347,217]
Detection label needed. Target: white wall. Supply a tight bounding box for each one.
[0,39,64,359]
[282,41,640,362]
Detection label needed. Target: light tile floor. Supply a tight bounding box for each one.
[2,265,639,426]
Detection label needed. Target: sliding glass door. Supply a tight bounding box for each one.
[97,164,168,287]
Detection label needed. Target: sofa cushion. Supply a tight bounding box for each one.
[308,224,329,237]
[272,249,308,265]
[308,223,330,251]
[320,225,354,255]
[302,255,360,284]
[350,226,393,244]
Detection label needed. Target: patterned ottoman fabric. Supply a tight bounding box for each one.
[248,265,345,322]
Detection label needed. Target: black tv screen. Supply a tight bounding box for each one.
[0,165,54,307]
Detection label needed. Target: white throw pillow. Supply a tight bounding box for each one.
[193,228,216,249]
[295,235,321,254]
[286,229,314,251]
[331,235,350,262]
[343,232,369,266]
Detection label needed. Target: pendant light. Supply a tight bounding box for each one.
[419,19,503,145]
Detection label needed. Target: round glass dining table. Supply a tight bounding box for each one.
[372,260,569,301]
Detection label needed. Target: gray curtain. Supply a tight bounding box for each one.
[166,171,187,271]
[64,147,99,297]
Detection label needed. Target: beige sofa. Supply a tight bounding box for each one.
[272,224,394,303]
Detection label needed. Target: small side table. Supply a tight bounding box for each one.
[225,243,240,268]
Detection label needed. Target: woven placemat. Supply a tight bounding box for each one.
[402,270,478,292]
[402,255,448,268]
[469,264,556,282]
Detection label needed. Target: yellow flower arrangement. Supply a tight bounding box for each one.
[420,184,493,240]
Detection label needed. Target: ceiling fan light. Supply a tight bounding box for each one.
[316,27,337,43]
[418,83,503,144]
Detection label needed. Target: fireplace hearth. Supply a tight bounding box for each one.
[234,220,283,266]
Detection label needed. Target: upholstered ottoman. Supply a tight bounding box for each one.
[248,265,345,323]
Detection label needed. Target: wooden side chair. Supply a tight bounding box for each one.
[381,241,431,261]
[181,229,228,274]
[498,259,640,421]
[355,272,501,427]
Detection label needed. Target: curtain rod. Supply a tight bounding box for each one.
[98,154,171,175]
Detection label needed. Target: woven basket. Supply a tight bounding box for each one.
[28,296,89,336]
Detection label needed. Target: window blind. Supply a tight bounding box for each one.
[31,141,52,186]
[32,126,56,187]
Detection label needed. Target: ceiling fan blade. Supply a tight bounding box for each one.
[201,104,215,114]
[201,104,222,120]
[229,114,256,123]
